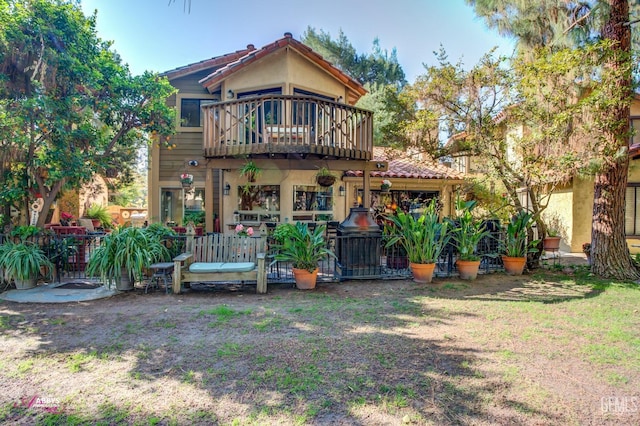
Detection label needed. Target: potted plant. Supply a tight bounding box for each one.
[501,210,539,275]
[0,241,53,290]
[315,167,337,187]
[543,228,561,251]
[86,226,170,291]
[239,160,261,183]
[450,199,490,280]
[9,225,41,241]
[180,173,194,188]
[380,179,392,193]
[85,203,112,230]
[383,201,449,283]
[273,222,336,289]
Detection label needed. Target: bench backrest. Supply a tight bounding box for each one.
[187,234,267,263]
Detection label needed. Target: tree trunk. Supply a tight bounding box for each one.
[591,0,639,280]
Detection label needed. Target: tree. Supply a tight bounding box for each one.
[302,27,406,146]
[302,27,406,90]
[467,0,638,280]
[0,0,175,228]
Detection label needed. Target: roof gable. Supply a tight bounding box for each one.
[198,33,366,102]
[160,46,256,81]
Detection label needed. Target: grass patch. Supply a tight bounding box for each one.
[67,351,97,373]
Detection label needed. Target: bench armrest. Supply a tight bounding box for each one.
[173,253,193,262]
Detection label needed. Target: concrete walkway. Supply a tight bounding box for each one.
[0,281,118,304]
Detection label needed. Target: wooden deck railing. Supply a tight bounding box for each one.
[202,95,374,160]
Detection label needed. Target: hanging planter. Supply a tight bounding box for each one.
[315,167,337,187]
[180,173,194,189]
[380,179,392,193]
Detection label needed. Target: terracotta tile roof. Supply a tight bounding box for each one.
[344,147,465,181]
[630,143,640,159]
[198,33,367,102]
[160,46,256,80]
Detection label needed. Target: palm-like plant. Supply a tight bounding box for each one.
[384,201,449,264]
[274,222,336,272]
[502,211,538,257]
[450,199,490,261]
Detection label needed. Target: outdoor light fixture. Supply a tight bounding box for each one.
[227,89,234,99]
[339,185,345,197]
[224,183,231,196]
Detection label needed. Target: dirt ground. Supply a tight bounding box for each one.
[1,258,639,425]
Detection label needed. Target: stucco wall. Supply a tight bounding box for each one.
[220,169,349,232]
[226,49,344,99]
[571,177,595,252]
[543,185,575,252]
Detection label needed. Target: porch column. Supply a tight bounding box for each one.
[205,166,214,233]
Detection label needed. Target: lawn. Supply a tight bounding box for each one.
[0,266,639,425]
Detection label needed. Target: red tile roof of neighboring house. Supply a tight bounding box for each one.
[198,33,367,101]
[160,46,257,80]
[630,143,640,159]
[344,147,465,181]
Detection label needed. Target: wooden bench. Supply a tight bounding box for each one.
[172,228,268,294]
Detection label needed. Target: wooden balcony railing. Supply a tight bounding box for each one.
[202,95,374,160]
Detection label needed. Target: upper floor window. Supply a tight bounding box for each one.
[626,185,640,236]
[181,99,204,127]
[631,117,640,146]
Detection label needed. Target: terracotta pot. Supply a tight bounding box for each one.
[543,236,561,251]
[292,267,318,290]
[456,259,481,280]
[501,255,526,275]
[410,262,436,283]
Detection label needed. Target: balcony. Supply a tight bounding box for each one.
[202,95,374,160]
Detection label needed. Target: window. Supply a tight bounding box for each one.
[235,185,280,223]
[292,88,334,126]
[625,185,640,236]
[180,99,204,127]
[452,156,467,174]
[161,189,182,225]
[631,118,640,146]
[185,188,205,227]
[160,187,205,226]
[293,185,333,222]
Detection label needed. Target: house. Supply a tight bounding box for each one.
[446,96,640,254]
[149,33,463,233]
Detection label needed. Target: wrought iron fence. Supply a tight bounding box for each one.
[1,223,505,289]
[266,223,506,284]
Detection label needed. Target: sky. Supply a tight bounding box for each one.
[79,0,516,83]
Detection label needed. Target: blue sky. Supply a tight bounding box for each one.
[79,0,515,83]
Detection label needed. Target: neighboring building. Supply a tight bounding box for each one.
[445,96,640,254]
[150,33,463,233]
